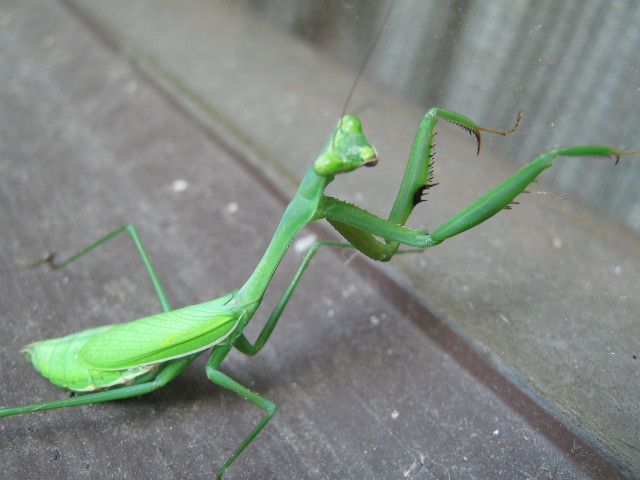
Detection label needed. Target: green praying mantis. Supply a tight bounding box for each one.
[2,104,639,477]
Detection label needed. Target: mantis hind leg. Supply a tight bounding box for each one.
[205,346,276,479]
[0,355,196,418]
[0,224,187,417]
[43,223,170,312]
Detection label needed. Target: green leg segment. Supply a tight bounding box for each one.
[0,356,196,418]
[235,240,352,355]
[388,108,519,230]
[321,197,428,261]
[205,346,276,479]
[427,146,630,246]
[47,223,170,312]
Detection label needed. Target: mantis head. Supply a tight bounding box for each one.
[313,115,378,177]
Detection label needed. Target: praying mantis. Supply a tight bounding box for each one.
[1,102,639,477]
[3,2,640,478]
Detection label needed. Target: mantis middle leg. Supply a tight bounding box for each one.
[204,345,276,479]
[235,240,353,356]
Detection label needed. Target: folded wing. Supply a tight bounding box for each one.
[80,292,239,370]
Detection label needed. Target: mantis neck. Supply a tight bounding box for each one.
[235,166,329,308]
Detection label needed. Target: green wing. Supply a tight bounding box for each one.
[23,325,158,392]
[80,292,240,370]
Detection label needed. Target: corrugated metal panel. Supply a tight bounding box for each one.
[239,0,640,232]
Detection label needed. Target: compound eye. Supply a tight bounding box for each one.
[313,153,342,177]
[342,115,362,133]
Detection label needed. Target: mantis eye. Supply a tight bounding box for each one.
[342,115,362,133]
[313,153,342,176]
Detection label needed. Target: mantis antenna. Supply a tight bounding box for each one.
[330,0,398,150]
[339,0,397,120]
